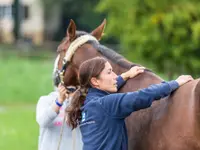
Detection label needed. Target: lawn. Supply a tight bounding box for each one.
[0,48,56,150]
[0,50,55,105]
[0,105,38,150]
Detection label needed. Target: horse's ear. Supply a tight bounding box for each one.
[91,19,106,41]
[66,19,76,41]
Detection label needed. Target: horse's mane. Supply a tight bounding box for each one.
[76,31,151,71]
[89,40,134,69]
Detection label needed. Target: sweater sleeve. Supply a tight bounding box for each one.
[99,81,179,118]
[36,94,58,127]
[116,76,126,90]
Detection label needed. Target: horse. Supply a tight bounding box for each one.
[55,19,200,150]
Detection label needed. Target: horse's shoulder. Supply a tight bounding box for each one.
[177,79,200,98]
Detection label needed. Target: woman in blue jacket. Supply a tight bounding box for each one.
[66,57,193,150]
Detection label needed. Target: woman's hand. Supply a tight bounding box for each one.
[175,75,194,86]
[58,84,68,104]
[121,66,145,80]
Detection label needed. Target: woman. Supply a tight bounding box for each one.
[67,57,193,150]
[36,57,83,150]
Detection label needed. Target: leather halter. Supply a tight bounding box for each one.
[55,34,99,92]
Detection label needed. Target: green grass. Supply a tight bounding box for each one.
[0,46,56,150]
[0,105,38,150]
[0,53,55,105]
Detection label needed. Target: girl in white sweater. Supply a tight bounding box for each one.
[36,57,83,150]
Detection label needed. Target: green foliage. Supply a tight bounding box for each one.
[0,48,53,150]
[61,0,105,30]
[97,0,200,77]
[40,0,106,40]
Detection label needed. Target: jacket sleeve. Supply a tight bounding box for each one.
[116,75,126,90]
[36,94,58,127]
[98,81,179,118]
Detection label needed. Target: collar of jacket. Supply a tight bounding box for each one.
[84,88,110,105]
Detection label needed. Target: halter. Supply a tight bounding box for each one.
[55,34,99,92]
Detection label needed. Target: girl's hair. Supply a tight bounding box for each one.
[66,57,107,129]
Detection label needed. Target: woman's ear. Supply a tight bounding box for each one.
[90,77,99,87]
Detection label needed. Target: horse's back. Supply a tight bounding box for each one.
[126,79,200,150]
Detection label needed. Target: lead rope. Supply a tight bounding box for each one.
[57,105,76,150]
[57,65,77,150]
[57,68,67,150]
[57,111,67,150]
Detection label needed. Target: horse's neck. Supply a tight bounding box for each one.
[108,60,163,92]
[121,72,163,93]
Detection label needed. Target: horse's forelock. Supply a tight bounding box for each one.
[57,31,89,52]
[76,31,89,37]
[57,37,67,52]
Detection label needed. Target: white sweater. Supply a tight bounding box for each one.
[36,91,83,150]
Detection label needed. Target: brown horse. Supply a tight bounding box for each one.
[56,19,200,150]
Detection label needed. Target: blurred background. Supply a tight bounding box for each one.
[1,0,200,149]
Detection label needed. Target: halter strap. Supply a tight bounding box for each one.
[64,34,99,62]
[54,34,98,89]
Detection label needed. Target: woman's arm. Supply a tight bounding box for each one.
[99,75,193,118]
[121,66,145,81]
[36,84,68,127]
[36,94,59,127]
[116,66,145,90]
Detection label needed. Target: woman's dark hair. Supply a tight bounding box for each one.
[66,57,107,129]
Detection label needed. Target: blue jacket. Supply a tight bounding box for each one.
[80,76,179,150]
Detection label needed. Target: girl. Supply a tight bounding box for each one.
[36,58,83,150]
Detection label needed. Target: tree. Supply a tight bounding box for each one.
[13,0,22,41]
[97,0,200,78]
[40,0,106,41]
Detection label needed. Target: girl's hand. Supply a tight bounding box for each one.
[58,84,68,104]
[121,66,145,80]
[175,75,194,86]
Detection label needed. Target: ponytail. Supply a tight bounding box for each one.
[66,57,107,129]
[66,87,87,129]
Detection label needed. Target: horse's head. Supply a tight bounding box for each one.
[54,19,163,92]
[55,19,106,87]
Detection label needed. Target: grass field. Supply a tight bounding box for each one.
[0,51,54,105]
[0,47,55,150]
[0,105,38,150]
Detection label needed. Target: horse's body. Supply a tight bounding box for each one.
[56,19,200,150]
[125,79,200,150]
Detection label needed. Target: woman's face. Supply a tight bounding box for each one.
[96,62,118,93]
